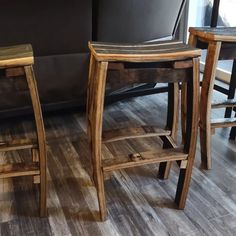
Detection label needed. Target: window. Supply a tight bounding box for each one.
[188,0,236,83]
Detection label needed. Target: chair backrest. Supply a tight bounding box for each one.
[93,0,187,42]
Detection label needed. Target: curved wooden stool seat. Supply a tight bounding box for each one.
[0,44,47,217]
[87,40,201,221]
[188,27,236,169]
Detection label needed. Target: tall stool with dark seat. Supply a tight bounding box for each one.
[0,44,47,216]
[87,40,201,221]
[188,27,236,169]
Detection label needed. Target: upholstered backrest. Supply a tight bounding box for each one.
[94,0,186,42]
[0,0,92,56]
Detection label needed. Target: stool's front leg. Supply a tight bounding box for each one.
[200,41,221,169]
[24,65,47,217]
[89,61,108,221]
[87,54,96,142]
[175,57,200,208]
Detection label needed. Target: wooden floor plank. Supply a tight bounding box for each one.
[0,91,234,235]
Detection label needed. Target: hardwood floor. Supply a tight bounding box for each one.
[0,90,235,236]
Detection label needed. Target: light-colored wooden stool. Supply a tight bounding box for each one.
[0,44,47,217]
[188,27,236,169]
[87,40,201,221]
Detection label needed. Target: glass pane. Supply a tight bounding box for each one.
[188,0,211,27]
[217,0,236,26]
[188,0,235,82]
[188,0,236,27]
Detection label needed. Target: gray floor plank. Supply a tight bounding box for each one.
[0,91,235,235]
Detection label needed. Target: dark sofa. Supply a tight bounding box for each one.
[0,0,186,117]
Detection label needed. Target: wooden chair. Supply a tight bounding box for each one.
[87,40,201,221]
[187,27,236,169]
[0,44,47,217]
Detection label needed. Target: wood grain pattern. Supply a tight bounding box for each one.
[0,91,235,235]
[189,26,236,169]
[102,126,171,143]
[89,41,201,62]
[0,163,39,178]
[102,148,188,172]
[106,67,191,88]
[0,139,37,152]
[88,61,108,221]
[199,41,221,169]
[0,45,47,218]
[24,65,47,217]
[0,45,33,68]
[175,57,200,208]
[189,27,236,42]
[211,117,236,129]
[88,40,201,221]
[5,67,25,77]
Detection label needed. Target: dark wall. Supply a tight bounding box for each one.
[0,0,92,56]
[0,0,186,117]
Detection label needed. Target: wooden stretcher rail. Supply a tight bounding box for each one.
[102,148,187,172]
[0,139,38,152]
[211,117,236,129]
[0,163,40,178]
[212,98,236,109]
[102,126,171,143]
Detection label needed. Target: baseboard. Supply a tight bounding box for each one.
[200,61,231,84]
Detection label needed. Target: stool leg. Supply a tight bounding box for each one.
[181,82,187,143]
[158,83,179,179]
[32,148,40,184]
[181,34,198,143]
[89,61,108,221]
[24,65,47,217]
[87,55,97,183]
[230,113,236,140]
[200,42,221,169]
[227,60,236,140]
[87,54,96,141]
[225,60,236,118]
[175,57,200,208]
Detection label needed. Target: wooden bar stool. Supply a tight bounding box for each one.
[188,27,236,169]
[0,44,47,217]
[87,40,201,221]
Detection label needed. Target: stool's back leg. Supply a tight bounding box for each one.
[229,113,236,140]
[181,82,187,142]
[32,148,40,185]
[158,83,179,179]
[169,83,180,140]
[200,41,221,169]
[225,60,236,118]
[182,34,198,142]
[24,65,47,217]
[90,61,108,221]
[175,57,200,209]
